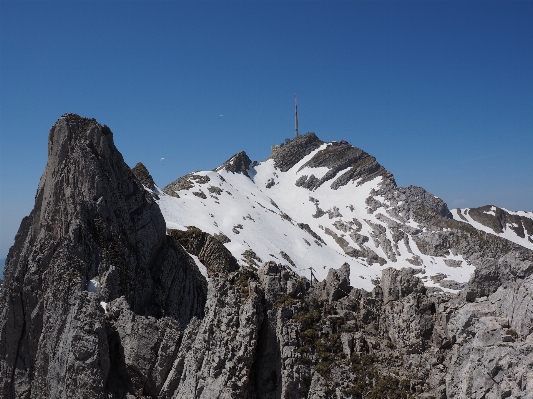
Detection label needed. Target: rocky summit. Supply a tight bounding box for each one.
[1,115,532,399]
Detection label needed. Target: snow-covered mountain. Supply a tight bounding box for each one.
[451,205,533,250]
[148,133,532,293]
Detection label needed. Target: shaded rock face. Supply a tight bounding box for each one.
[0,114,207,398]
[215,151,252,178]
[468,205,533,239]
[105,297,184,397]
[132,162,157,191]
[160,270,264,399]
[168,227,238,275]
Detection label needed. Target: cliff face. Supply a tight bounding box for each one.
[0,115,207,398]
[1,115,532,399]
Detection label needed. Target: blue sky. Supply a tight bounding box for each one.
[1,1,532,260]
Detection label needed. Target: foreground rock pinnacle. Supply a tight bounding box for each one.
[0,114,207,398]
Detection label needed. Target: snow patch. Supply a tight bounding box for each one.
[87,279,99,293]
[189,253,208,279]
[483,206,496,216]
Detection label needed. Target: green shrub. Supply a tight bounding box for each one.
[294,309,321,325]
[274,294,297,308]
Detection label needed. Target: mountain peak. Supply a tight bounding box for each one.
[215,151,252,177]
[132,162,156,190]
[1,115,207,397]
[2,115,533,398]
[268,132,324,171]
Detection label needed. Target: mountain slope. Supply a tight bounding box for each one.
[157,133,531,294]
[451,205,533,250]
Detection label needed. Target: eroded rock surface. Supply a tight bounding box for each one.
[132,162,157,192]
[0,114,207,398]
[215,151,253,178]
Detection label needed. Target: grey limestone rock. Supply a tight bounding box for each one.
[380,267,426,304]
[162,173,211,197]
[365,219,398,262]
[445,275,533,398]
[160,272,264,399]
[322,263,352,303]
[0,114,207,398]
[296,141,394,190]
[255,262,313,398]
[267,132,323,172]
[105,296,183,397]
[296,223,326,245]
[242,249,263,268]
[295,174,320,190]
[468,205,532,239]
[168,227,238,275]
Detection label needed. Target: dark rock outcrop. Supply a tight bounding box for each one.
[168,227,238,275]
[162,173,211,198]
[132,162,157,191]
[296,141,394,190]
[468,205,533,239]
[267,132,323,172]
[215,151,252,178]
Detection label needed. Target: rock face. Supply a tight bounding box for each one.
[168,227,238,275]
[295,140,394,190]
[469,205,533,238]
[268,132,323,172]
[0,114,207,398]
[445,278,533,399]
[1,115,532,398]
[132,162,157,191]
[162,173,211,198]
[215,151,253,178]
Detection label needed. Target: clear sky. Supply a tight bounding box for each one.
[1,1,532,259]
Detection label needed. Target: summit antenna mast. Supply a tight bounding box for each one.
[294,94,299,138]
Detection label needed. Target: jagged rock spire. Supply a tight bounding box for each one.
[0,114,207,398]
[132,162,157,191]
[216,151,252,177]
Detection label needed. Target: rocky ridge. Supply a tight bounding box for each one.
[0,116,532,398]
[159,133,532,296]
[215,151,253,178]
[132,162,157,192]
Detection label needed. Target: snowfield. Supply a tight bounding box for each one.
[155,143,529,292]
